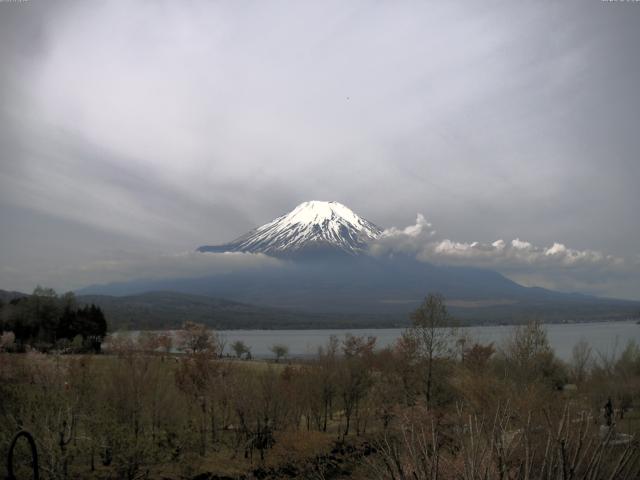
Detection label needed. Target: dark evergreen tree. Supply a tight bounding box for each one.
[56,306,78,341]
[1,290,107,352]
[75,304,107,352]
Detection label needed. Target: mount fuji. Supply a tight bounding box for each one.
[79,201,640,327]
[197,201,382,258]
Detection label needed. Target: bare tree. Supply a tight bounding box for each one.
[156,333,173,355]
[570,338,592,384]
[317,335,339,431]
[339,334,376,436]
[0,331,15,352]
[407,293,456,409]
[231,340,250,359]
[502,321,564,387]
[270,343,289,363]
[178,321,221,356]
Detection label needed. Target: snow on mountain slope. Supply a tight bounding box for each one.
[198,201,383,257]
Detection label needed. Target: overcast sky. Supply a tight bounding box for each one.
[1,0,639,298]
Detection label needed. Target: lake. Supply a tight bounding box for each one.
[212,320,639,361]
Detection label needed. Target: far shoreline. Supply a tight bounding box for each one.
[111,316,640,333]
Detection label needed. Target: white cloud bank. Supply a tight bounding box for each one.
[428,238,623,270]
[371,214,639,299]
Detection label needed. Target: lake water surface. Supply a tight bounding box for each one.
[119,321,640,361]
[214,321,640,361]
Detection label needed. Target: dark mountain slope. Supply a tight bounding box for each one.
[77,255,640,324]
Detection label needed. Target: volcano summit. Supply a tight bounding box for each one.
[197,201,382,258]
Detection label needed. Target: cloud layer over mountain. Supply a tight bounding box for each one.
[372,215,639,298]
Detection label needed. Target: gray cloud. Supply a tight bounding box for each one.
[0,1,639,297]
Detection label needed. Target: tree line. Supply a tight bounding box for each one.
[0,286,107,353]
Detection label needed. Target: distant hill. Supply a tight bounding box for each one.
[3,288,638,331]
[78,254,640,325]
[0,289,28,304]
[80,289,640,331]
[76,291,404,330]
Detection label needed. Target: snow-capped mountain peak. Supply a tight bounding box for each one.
[270,200,378,236]
[198,201,383,257]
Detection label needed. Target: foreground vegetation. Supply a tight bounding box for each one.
[2,294,640,479]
